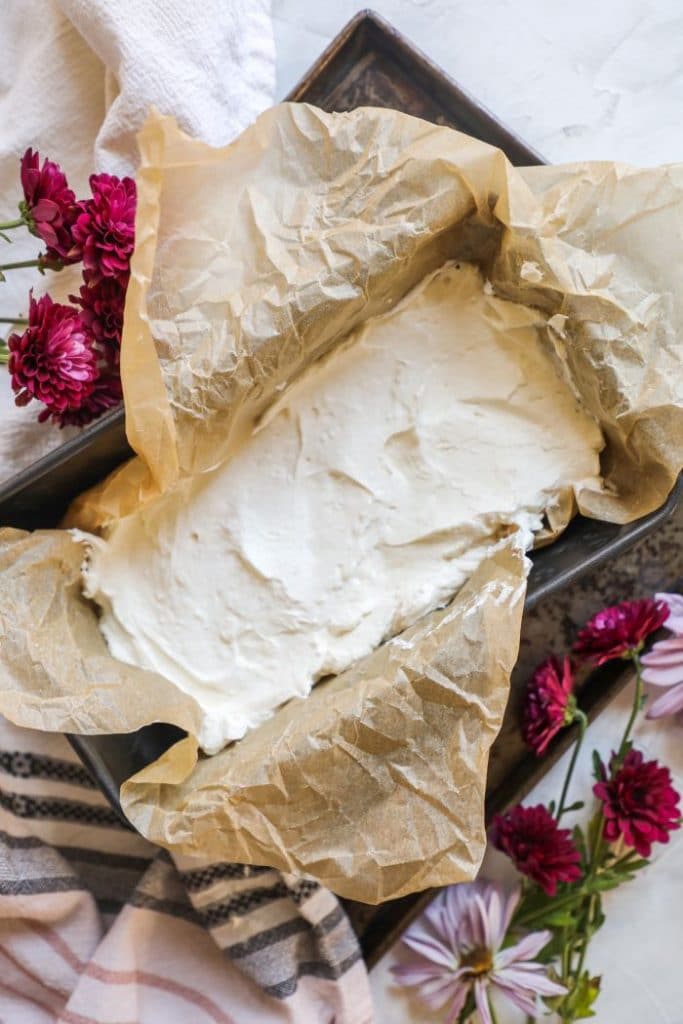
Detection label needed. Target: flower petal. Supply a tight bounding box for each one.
[647,683,683,719]
[443,984,469,1024]
[495,929,551,967]
[442,881,484,935]
[656,592,683,634]
[496,982,539,1016]
[401,923,455,969]
[499,885,521,940]
[474,979,493,1024]
[419,975,467,1010]
[495,963,567,997]
[492,979,539,1017]
[390,961,447,986]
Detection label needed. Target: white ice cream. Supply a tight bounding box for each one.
[81,263,603,753]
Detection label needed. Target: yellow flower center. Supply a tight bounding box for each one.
[460,947,493,976]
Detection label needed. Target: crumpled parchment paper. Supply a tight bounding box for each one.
[0,105,681,902]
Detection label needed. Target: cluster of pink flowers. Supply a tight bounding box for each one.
[6,150,135,426]
[394,594,682,1022]
[514,596,679,865]
[522,596,671,758]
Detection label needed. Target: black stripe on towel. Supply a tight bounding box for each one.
[263,951,363,999]
[127,889,203,926]
[0,876,84,896]
[0,789,127,829]
[0,750,95,788]
[180,863,271,892]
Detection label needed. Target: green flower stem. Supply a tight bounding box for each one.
[615,652,643,765]
[564,796,607,1002]
[514,890,586,930]
[0,218,25,231]
[539,652,650,1020]
[556,709,588,821]
[573,906,593,980]
[560,940,572,999]
[563,651,644,992]
[0,342,8,365]
[0,258,41,272]
[489,999,500,1024]
[0,317,27,325]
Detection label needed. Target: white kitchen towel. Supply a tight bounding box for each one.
[0,0,276,480]
[0,714,373,1024]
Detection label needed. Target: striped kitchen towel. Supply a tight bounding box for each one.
[0,714,374,1023]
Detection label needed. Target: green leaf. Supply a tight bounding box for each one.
[614,857,649,874]
[590,875,623,892]
[545,910,577,927]
[591,750,603,781]
[585,811,604,863]
[562,800,585,813]
[573,825,588,861]
[593,907,606,932]
[538,932,566,962]
[559,971,602,1020]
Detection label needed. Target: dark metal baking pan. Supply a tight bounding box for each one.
[0,9,680,963]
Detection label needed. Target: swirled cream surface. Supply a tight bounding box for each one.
[82,263,603,753]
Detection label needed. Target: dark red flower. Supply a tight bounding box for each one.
[19,148,82,264]
[490,804,582,896]
[573,599,670,666]
[48,372,122,427]
[594,749,681,857]
[8,293,97,416]
[72,173,136,285]
[71,277,125,365]
[522,655,576,756]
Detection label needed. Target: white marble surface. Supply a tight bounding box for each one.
[273,0,683,166]
[275,5,683,1022]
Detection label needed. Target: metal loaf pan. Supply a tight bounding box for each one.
[0,9,680,962]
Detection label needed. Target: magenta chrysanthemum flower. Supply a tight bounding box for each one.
[391,881,565,1023]
[490,804,582,896]
[594,749,681,857]
[522,655,576,756]
[72,173,136,285]
[7,293,97,416]
[46,372,122,428]
[19,148,82,264]
[72,277,126,365]
[642,593,683,721]
[573,598,670,666]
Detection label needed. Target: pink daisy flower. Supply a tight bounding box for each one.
[391,881,565,1023]
[642,593,683,721]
